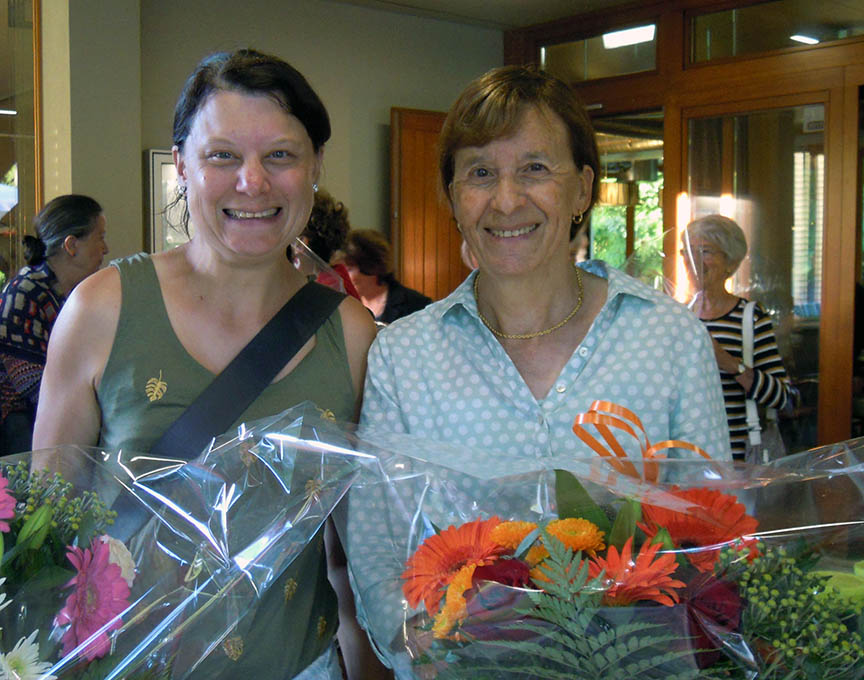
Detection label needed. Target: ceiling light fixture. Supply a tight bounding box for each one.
[602,24,656,49]
[790,34,819,45]
[0,109,17,116]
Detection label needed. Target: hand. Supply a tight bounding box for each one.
[711,338,739,375]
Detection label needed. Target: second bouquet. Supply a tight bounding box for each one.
[340,427,864,679]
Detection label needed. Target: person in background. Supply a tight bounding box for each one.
[682,214,792,460]
[338,229,431,324]
[299,188,360,299]
[361,65,730,461]
[32,49,383,679]
[0,194,107,454]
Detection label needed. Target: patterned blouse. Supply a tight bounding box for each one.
[361,261,731,462]
[700,298,791,458]
[0,263,65,421]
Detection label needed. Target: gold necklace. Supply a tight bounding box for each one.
[473,267,584,340]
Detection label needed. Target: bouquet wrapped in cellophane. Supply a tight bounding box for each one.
[340,402,864,679]
[0,402,370,679]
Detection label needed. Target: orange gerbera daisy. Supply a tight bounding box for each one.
[588,537,685,606]
[402,517,509,615]
[546,518,605,556]
[638,487,759,573]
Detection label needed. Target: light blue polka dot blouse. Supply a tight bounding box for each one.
[360,261,731,463]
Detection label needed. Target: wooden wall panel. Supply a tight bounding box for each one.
[390,108,470,301]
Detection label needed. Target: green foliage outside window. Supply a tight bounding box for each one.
[591,176,666,291]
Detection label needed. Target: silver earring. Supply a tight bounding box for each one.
[178,184,187,199]
[313,183,319,193]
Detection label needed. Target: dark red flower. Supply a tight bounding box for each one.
[460,580,541,642]
[473,559,532,588]
[683,572,742,668]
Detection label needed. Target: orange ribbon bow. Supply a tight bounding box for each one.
[572,400,711,482]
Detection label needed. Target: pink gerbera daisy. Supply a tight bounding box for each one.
[54,537,131,660]
[0,475,16,533]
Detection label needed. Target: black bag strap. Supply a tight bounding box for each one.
[150,281,345,460]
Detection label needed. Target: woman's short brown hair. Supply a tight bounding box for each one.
[439,65,599,219]
[342,229,394,284]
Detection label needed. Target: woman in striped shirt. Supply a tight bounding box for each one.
[682,214,792,459]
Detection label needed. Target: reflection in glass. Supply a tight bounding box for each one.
[853,87,864,437]
[0,0,36,279]
[692,0,864,63]
[591,111,665,290]
[686,104,824,453]
[541,24,656,83]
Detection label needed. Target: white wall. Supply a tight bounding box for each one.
[68,0,142,259]
[40,1,72,202]
[139,0,501,247]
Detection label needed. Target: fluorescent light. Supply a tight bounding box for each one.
[0,109,16,116]
[602,24,655,49]
[790,34,819,45]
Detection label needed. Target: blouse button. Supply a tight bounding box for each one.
[578,347,589,357]
[555,384,566,393]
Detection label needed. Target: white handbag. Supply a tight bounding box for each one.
[742,301,785,464]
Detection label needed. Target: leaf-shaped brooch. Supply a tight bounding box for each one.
[145,370,167,402]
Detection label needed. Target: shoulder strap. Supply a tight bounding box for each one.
[741,300,761,445]
[150,281,345,460]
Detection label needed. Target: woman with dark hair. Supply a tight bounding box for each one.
[361,66,730,461]
[298,189,361,298]
[0,193,107,454]
[340,229,431,324]
[33,49,381,679]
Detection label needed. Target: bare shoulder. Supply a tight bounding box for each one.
[338,296,377,350]
[60,265,122,333]
[33,266,121,448]
[338,296,377,411]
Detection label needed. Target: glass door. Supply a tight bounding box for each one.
[591,110,666,291]
[0,0,38,280]
[682,101,827,453]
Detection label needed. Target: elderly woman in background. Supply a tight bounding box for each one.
[361,65,730,461]
[339,229,431,324]
[682,214,792,460]
[0,194,107,454]
[33,49,382,679]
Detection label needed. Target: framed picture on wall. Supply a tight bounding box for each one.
[146,149,189,252]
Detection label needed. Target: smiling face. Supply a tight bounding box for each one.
[449,106,593,279]
[681,236,733,293]
[174,89,322,262]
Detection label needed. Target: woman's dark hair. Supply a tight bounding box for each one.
[169,48,331,234]
[24,194,102,266]
[342,229,394,285]
[439,65,599,238]
[302,190,350,263]
[173,48,330,152]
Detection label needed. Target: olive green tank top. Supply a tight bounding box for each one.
[98,253,355,452]
[98,253,352,677]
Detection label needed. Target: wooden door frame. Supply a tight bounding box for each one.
[668,76,852,444]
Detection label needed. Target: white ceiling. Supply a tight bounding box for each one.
[326,0,632,30]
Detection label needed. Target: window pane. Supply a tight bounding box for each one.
[542,24,656,83]
[854,86,864,437]
[692,0,864,63]
[0,0,36,276]
[686,104,824,452]
[591,111,665,290]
